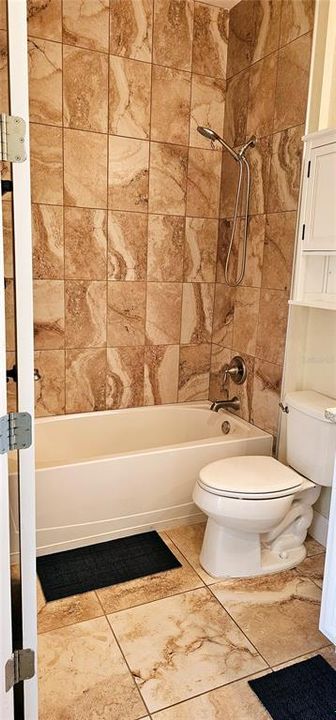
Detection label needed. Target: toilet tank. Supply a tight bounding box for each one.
[285,390,336,486]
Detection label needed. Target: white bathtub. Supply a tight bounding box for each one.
[10,402,272,557]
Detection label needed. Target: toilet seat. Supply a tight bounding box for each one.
[198,455,309,500]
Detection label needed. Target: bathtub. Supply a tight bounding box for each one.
[10,402,272,557]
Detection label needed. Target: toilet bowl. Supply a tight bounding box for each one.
[193,390,336,579]
[193,455,319,577]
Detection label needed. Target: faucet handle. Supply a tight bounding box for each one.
[223,356,247,386]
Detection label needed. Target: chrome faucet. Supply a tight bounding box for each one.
[210,396,241,412]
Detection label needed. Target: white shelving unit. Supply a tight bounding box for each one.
[293,128,336,310]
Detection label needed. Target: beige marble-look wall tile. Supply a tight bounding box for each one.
[108,587,266,713]
[3,202,13,279]
[240,214,265,288]
[212,571,325,666]
[109,56,151,140]
[186,147,221,218]
[34,349,65,417]
[274,33,312,132]
[106,346,144,409]
[153,0,194,72]
[144,346,179,405]
[65,280,106,348]
[108,211,148,281]
[28,37,62,126]
[184,217,218,282]
[247,52,277,138]
[151,65,191,146]
[226,0,255,77]
[219,154,241,219]
[65,348,106,413]
[147,215,185,282]
[209,344,230,400]
[107,281,146,346]
[267,125,303,213]
[252,0,281,63]
[193,3,228,79]
[5,281,15,352]
[0,30,8,115]
[27,0,62,42]
[256,289,289,365]
[181,282,215,345]
[64,207,107,280]
[110,0,153,63]
[218,223,239,281]
[178,344,211,401]
[0,0,6,30]
[30,123,63,205]
[149,142,188,215]
[232,286,260,356]
[38,616,146,720]
[212,285,235,348]
[229,349,255,422]
[33,280,65,349]
[63,45,108,132]
[262,212,296,292]
[62,0,109,53]
[146,282,182,345]
[64,129,108,209]
[223,69,249,148]
[190,74,226,150]
[248,135,272,216]
[280,0,315,47]
[251,357,282,434]
[32,204,64,279]
[109,135,149,212]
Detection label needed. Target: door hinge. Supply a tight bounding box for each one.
[5,649,35,692]
[0,412,32,454]
[0,113,26,163]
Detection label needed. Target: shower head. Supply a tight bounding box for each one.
[197,125,240,162]
[197,126,256,162]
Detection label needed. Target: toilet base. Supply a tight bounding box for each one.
[199,517,307,579]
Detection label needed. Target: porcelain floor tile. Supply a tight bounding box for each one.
[151,671,271,719]
[38,616,146,720]
[305,534,325,557]
[295,552,325,589]
[96,532,204,614]
[108,587,267,713]
[273,644,336,671]
[165,523,216,584]
[211,570,326,666]
[37,591,104,634]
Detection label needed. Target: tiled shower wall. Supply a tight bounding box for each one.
[209,0,314,435]
[2,0,313,436]
[3,0,229,416]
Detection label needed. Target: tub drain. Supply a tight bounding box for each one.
[221,420,231,435]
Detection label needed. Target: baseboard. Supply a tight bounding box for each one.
[310,510,328,547]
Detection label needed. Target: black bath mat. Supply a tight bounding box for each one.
[37,531,181,601]
[249,655,336,720]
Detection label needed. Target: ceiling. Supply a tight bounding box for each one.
[199,0,240,8]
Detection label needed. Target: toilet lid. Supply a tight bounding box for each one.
[199,456,304,497]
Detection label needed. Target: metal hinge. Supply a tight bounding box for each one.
[0,114,26,162]
[0,412,32,454]
[5,649,35,692]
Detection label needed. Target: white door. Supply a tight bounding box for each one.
[1,1,38,718]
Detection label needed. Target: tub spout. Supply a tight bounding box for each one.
[210,397,240,412]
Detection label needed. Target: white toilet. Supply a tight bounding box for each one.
[193,390,336,578]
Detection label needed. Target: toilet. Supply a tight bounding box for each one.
[193,390,336,578]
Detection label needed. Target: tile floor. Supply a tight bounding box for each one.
[37,523,330,720]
